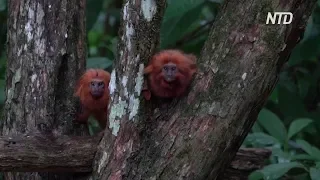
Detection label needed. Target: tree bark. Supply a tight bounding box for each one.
[219,148,271,180]
[91,0,167,179]
[92,0,316,180]
[0,129,271,180]
[2,0,87,179]
[0,133,102,172]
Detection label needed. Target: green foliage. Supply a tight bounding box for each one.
[249,162,307,180]
[0,0,6,11]
[257,109,287,144]
[288,118,313,139]
[160,0,206,48]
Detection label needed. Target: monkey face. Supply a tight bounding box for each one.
[90,79,105,99]
[162,63,177,82]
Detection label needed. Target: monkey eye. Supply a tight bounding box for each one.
[171,67,176,71]
[163,67,168,70]
[98,82,104,86]
[91,82,95,86]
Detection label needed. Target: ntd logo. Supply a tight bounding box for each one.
[266,12,293,25]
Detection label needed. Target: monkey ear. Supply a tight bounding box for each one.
[144,65,153,74]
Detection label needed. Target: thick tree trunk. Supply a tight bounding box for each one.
[92,0,316,180]
[1,0,87,179]
[91,0,167,179]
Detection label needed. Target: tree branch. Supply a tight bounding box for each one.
[0,134,102,172]
[0,134,270,180]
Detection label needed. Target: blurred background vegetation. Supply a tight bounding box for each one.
[1,0,320,179]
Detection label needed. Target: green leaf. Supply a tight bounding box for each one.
[248,162,306,180]
[296,140,320,161]
[88,31,103,46]
[86,57,113,70]
[257,109,287,143]
[290,154,314,161]
[271,147,292,162]
[160,0,205,48]
[88,116,102,135]
[310,168,320,180]
[163,0,205,21]
[251,122,263,133]
[0,0,6,11]
[288,118,313,139]
[244,132,279,146]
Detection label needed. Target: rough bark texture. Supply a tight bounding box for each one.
[91,0,167,179]
[0,132,271,179]
[1,0,87,179]
[0,133,101,172]
[220,148,271,180]
[92,0,316,180]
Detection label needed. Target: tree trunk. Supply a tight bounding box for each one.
[91,0,167,179]
[92,0,316,179]
[1,0,87,179]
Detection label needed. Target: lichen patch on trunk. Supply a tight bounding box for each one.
[108,100,127,136]
[135,63,144,95]
[242,73,247,80]
[109,70,117,94]
[141,0,157,21]
[129,94,139,121]
[98,151,109,173]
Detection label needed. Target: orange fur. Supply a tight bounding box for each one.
[74,69,110,128]
[144,50,197,98]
